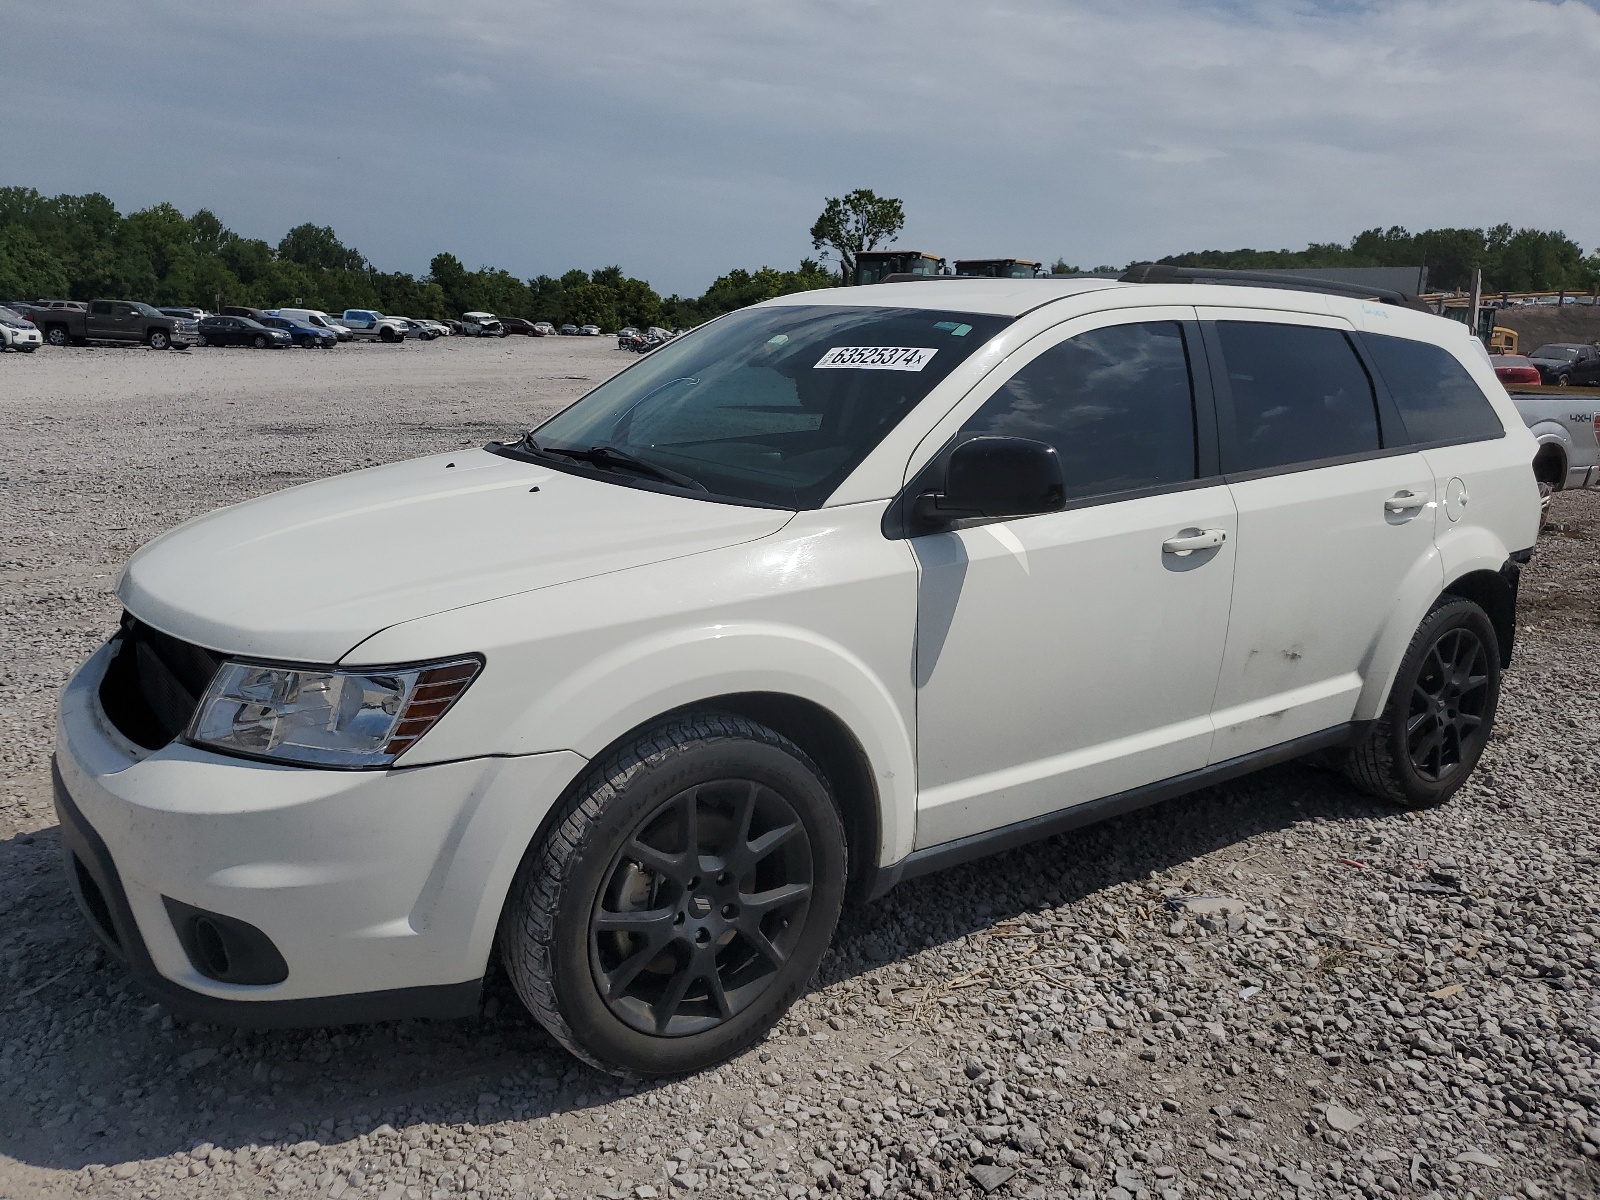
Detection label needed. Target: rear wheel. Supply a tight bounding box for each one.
[500,712,846,1076]
[1343,596,1500,807]
[45,325,69,347]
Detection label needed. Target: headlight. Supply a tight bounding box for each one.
[190,657,481,768]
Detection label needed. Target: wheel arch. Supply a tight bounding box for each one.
[1530,435,1568,489]
[1441,567,1517,667]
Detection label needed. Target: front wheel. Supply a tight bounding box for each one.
[1343,596,1501,807]
[147,329,171,351]
[500,712,847,1076]
[1557,373,1570,386]
[252,334,268,348]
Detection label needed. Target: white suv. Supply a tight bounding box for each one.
[54,276,1539,1076]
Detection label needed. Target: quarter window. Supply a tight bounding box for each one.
[1363,333,1504,445]
[1215,322,1380,473]
[955,321,1198,502]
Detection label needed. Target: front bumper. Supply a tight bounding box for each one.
[54,641,586,1027]
[5,327,42,347]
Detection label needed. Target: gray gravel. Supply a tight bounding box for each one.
[2,339,1599,1200]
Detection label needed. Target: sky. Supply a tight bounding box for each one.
[2,0,1597,296]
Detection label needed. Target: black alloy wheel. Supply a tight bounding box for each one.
[500,712,846,1076]
[1405,625,1490,782]
[590,779,814,1038]
[1343,595,1501,807]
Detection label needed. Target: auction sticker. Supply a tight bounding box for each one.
[814,346,938,371]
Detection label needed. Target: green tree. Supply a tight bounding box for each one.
[809,189,905,283]
[0,225,70,298]
[279,224,366,273]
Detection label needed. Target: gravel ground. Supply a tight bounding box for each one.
[2,340,1599,1200]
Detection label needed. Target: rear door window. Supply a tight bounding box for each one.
[1361,333,1504,445]
[1214,322,1380,473]
[955,321,1198,502]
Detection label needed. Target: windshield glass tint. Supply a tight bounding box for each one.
[1532,345,1578,360]
[531,304,1012,508]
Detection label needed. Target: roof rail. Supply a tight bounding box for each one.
[1119,263,1428,310]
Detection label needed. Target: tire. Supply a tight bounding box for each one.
[196,334,209,347]
[1343,596,1501,807]
[500,712,847,1077]
[1557,373,1570,387]
[19,344,37,353]
[252,334,268,349]
[45,325,69,347]
[147,329,170,351]
[379,326,398,344]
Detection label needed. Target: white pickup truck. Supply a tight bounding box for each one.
[1511,388,1600,493]
[336,309,410,343]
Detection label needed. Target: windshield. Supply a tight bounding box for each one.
[134,302,165,318]
[1531,345,1579,361]
[527,304,1011,508]
[0,306,22,323]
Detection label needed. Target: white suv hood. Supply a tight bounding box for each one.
[118,449,792,663]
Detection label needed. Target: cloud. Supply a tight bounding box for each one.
[1,0,1597,294]
[428,71,495,97]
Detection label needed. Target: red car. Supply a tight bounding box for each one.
[1490,354,1542,388]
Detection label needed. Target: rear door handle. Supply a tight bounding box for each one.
[1384,490,1428,513]
[1162,528,1227,555]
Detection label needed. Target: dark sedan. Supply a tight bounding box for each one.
[500,317,545,336]
[1527,343,1600,386]
[198,315,292,348]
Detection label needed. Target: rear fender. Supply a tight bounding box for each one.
[1353,544,1445,721]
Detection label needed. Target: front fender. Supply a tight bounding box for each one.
[505,622,917,865]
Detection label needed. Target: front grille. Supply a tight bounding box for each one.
[97,615,222,749]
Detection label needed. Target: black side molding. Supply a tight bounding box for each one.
[53,760,482,1029]
[863,722,1366,901]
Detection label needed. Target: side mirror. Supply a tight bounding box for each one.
[913,436,1065,530]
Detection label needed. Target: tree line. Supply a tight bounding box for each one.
[0,186,836,330]
[2,186,1596,334]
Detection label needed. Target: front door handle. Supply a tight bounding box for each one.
[1162,528,1227,555]
[1384,490,1428,513]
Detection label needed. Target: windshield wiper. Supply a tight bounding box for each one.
[521,436,707,492]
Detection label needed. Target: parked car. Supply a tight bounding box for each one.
[559,323,578,335]
[500,317,543,336]
[258,315,338,349]
[461,312,506,337]
[337,310,410,343]
[55,276,1540,1077]
[1526,343,1600,387]
[159,307,207,322]
[579,324,601,336]
[1490,354,1542,388]
[533,321,556,336]
[391,318,440,342]
[0,304,42,352]
[268,309,355,343]
[617,327,639,341]
[197,315,292,348]
[220,306,269,322]
[34,300,196,349]
[408,319,452,338]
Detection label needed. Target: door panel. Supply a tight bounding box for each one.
[1201,312,1441,761]
[1210,455,1438,761]
[914,486,1237,846]
[909,311,1234,849]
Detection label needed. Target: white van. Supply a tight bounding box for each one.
[55,273,1539,1076]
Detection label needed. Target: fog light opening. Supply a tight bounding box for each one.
[192,917,232,979]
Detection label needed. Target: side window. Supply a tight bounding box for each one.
[1362,333,1504,445]
[1215,322,1379,473]
[90,301,112,316]
[956,321,1198,502]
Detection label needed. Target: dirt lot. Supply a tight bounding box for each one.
[1,339,1598,1200]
